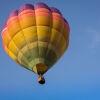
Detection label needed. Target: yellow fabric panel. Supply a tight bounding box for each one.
[8,40,19,54]
[36,16,52,26]
[3,33,11,46]
[12,31,25,47]
[9,50,16,61]
[51,28,67,48]
[8,26,37,53]
[52,19,64,33]
[8,22,21,38]
[23,26,37,39]
[37,26,51,41]
[19,17,36,29]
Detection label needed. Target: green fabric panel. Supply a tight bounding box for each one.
[21,47,39,62]
[20,47,57,71]
[28,58,50,69]
[39,46,47,58]
[46,49,57,67]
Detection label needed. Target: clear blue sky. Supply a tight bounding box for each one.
[0,0,100,100]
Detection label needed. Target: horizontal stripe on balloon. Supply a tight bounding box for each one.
[7,8,62,25]
[17,40,66,58]
[2,2,68,33]
[35,8,51,13]
[6,34,67,63]
[20,40,65,60]
[19,46,57,70]
[6,26,66,50]
[19,10,35,16]
[4,18,68,39]
[2,20,69,44]
[9,38,66,59]
[19,8,51,16]
[3,26,68,58]
[6,8,67,30]
[7,13,64,28]
[4,20,68,43]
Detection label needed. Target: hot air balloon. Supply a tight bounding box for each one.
[1,2,70,84]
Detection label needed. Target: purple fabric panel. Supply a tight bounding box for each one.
[34,2,50,10]
[2,21,7,31]
[7,10,18,19]
[18,4,34,14]
[50,7,61,15]
[2,2,68,31]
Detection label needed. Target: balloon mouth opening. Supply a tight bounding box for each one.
[33,63,48,75]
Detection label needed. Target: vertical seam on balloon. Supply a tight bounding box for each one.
[54,17,66,62]
[16,14,30,65]
[57,18,65,60]
[45,7,53,68]
[34,5,39,70]
[58,20,69,59]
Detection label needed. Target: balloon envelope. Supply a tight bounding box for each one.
[1,2,70,75]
